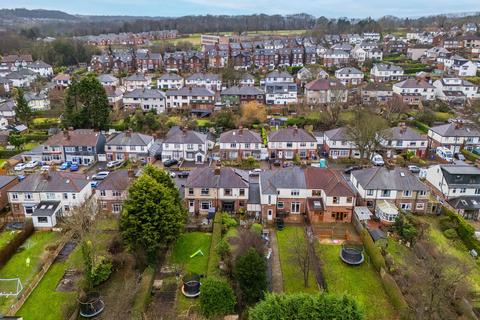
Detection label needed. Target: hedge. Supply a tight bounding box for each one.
[461,149,479,162]
[207,212,223,276]
[0,150,23,158]
[442,206,480,254]
[131,266,155,320]
[413,120,430,133]
[0,220,34,268]
[380,269,409,315]
[360,229,386,272]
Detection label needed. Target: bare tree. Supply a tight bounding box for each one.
[286,228,311,288]
[381,95,408,124]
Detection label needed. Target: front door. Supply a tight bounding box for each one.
[267,209,273,221]
[196,154,203,163]
[188,200,195,213]
[222,201,235,213]
[335,212,344,221]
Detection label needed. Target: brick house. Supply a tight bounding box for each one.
[379,124,428,158]
[0,176,19,211]
[96,169,135,214]
[219,128,263,160]
[267,126,317,160]
[105,130,154,162]
[185,167,249,214]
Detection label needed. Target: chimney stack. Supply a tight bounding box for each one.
[293,125,298,134]
[238,126,243,135]
[126,128,132,137]
[214,165,221,176]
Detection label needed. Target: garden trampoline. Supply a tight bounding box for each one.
[340,244,365,265]
[181,273,201,298]
[78,292,105,318]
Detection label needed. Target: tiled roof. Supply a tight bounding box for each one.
[106,131,153,146]
[219,129,262,144]
[268,127,316,143]
[10,172,89,193]
[304,167,355,196]
[97,169,134,191]
[45,129,102,147]
[185,167,249,188]
[351,167,427,191]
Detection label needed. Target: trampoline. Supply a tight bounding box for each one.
[182,273,201,298]
[340,244,365,265]
[79,292,105,318]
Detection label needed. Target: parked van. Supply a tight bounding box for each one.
[436,147,454,162]
[371,153,385,166]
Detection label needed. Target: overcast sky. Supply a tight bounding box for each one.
[2,0,480,18]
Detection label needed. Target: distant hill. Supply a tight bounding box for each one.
[0,8,79,21]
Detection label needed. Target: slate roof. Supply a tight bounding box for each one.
[163,126,207,144]
[429,123,480,137]
[335,67,363,75]
[107,131,153,146]
[260,167,306,194]
[268,127,316,142]
[221,86,264,96]
[265,71,293,79]
[305,78,345,91]
[97,169,134,191]
[125,73,148,81]
[219,129,262,144]
[448,196,480,211]
[10,172,90,193]
[186,73,221,82]
[351,167,427,191]
[248,183,261,204]
[159,73,183,81]
[384,126,427,141]
[0,175,17,189]
[373,63,403,72]
[28,60,51,69]
[32,201,61,217]
[304,167,355,196]
[394,78,434,89]
[123,88,165,99]
[324,127,349,141]
[0,100,15,112]
[185,167,249,188]
[97,74,118,83]
[165,86,215,97]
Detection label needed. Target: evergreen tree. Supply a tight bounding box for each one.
[15,89,33,127]
[234,248,267,305]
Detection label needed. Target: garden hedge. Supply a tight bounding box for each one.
[413,120,430,133]
[442,206,480,254]
[461,149,479,162]
[360,229,386,272]
[207,212,223,276]
[380,269,409,314]
[0,220,34,268]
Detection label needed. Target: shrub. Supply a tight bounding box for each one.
[439,216,458,231]
[442,206,480,253]
[380,270,408,314]
[461,149,479,162]
[251,223,263,235]
[234,248,267,305]
[413,120,429,133]
[91,257,113,286]
[443,228,458,239]
[200,278,236,319]
[216,239,230,260]
[249,293,363,320]
[222,214,238,229]
[360,229,386,272]
[132,266,155,319]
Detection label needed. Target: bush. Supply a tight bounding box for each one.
[360,229,386,272]
[251,223,263,235]
[91,257,113,286]
[413,120,430,133]
[442,206,480,253]
[234,248,267,305]
[216,239,230,260]
[222,214,238,229]
[200,278,236,319]
[249,293,363,320]
[439,216,458,231]
[443,228,458,239]
[461,149,479,162]
[380,270,408,314]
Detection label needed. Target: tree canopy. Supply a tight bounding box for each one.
[249,292,363,320]
[234,247,267,305]
[120,165,187,259]
[14,88,33,126]
[63,73,110,130]
[200,277,236,319]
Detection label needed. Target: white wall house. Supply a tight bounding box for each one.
[122,88,166,113]
[157,74,184,90]
[426,164,480,199]
[427,122,480,153]
[433,78,479,101]
[161,127,209,163]
[335,67,364,85]
[392,79,435,100]
[27,61,53,77]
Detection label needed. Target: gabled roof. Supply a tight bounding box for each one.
[268,127,316,143]
[260,167,306,194]
[165,86,215,97]
[429,123,480,137]
[106,131,153,146]
[124,73,148,81]
[0,175,17,189]
[163,126,207,144]
[351,167,427,191]
[123,88,165,99]
[97,74,118,83]
[394,78,434,89]
[159,73,183,81]
[304,167,355,196]
[384,126,427,141]
[335,67,363,75]
[373,63,403,72]
[305,78,345,91]
[221,86,264,96]
[185,167,249,189]
[10,172,90,193]
[324,127,349,141]
[219,128,262,144]
[97,169,134,191]
[265,71,292,79]
[28,60,51,69]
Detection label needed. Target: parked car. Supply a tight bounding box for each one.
[408,165,420,173]
[107,160,124,168]
[163,159,179,167]
[40,165,50,171]
[282,162,293,168]
[59,161,72,170]
[90,181,98,188]
[177,171,190,178]
[472,148,480,156]
[436,147,454,163]
[273,159,281,166]
[25,160,39,169]
[249,168,262,176]
[454,153,466,161]
[170,171,176,178]
[70,162,79,171]
[92,171,109,180]
[14,163,26,171]
[371,153,384,166]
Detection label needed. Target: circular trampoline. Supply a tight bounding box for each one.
[78,292,105,318]
[340,244,365,265]
[182,273,201,298]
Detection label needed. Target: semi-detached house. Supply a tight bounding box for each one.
[122,88,166,113]
[161,126,210,163]
[267,126,317,160]
[219,128,263,160]
[427,122,480,153]
[105,130,154,162]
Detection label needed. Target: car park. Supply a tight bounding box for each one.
[177,171,190,178]
[70,162,79,171]
[163,159,179,167]
[59,161,72,170]
[107,160,124,168]
[408,165,420,173]
[92,171,109,180]
[14,163,26,171]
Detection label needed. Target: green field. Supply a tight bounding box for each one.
[276,226,318,293]
[318,244,396,320]
[0,232,60,313]
[0,231,18,249]
[17,244,82,320]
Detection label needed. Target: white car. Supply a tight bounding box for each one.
[40,165,51,171]
[170,171,176,178]
[92,171,110,180]
[371,153,384,166]
[14,163,26,171]
[249,168,263,176]
[25,160,39,169]
[106,160,124,168]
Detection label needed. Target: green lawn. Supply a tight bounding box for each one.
[276,227,318,293]
[17,244,83,320]
[170,232,211,275]
[0,231,19,249]
[0,232,60,313]
[318,244,396,320]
